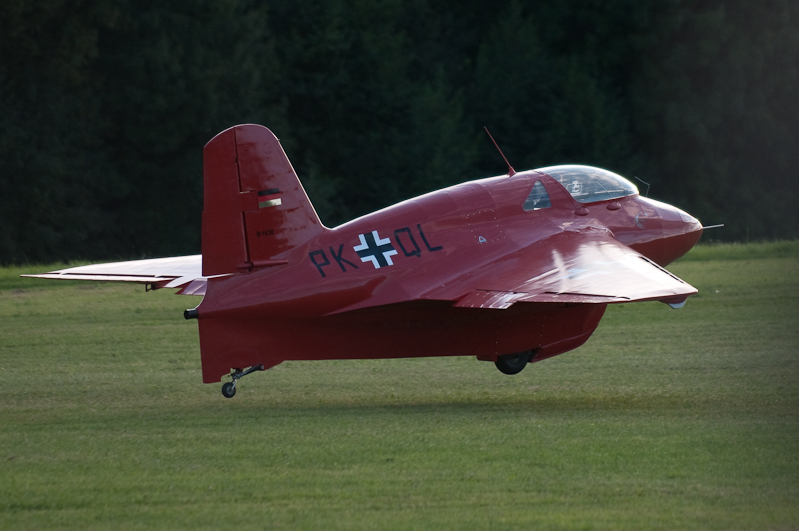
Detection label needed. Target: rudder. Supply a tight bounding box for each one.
[201,124,325,276]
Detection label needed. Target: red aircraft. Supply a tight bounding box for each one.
[25,124,704,398]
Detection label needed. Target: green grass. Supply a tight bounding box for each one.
[1,242,798,530]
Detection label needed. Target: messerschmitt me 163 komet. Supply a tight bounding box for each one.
[26,124,706,398]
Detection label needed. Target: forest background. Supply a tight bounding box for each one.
[1,0,797,264]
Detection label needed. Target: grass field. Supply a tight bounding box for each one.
[1,242,798,530]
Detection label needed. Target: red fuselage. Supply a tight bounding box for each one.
[196,169,702,383]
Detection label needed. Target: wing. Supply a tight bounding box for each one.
[22,255,207,295]
[423,228,696,309]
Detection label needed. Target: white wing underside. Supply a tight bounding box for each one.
[22,255,207,295]
[423,229,697,309]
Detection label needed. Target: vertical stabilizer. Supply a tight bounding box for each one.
[201,124,325,276]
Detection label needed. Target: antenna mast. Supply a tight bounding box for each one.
[484,126,516,177]
[634,176,651,197]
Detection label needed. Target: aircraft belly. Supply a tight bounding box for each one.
[494,303,606,359]
[196,300,607,383]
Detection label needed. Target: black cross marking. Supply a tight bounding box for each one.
[353,230,398,269]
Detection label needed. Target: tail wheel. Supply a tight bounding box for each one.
[495,350,533,375]
[220,364,264,398]
[221,381,236,398]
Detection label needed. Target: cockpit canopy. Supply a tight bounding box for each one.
[536,165,639,204]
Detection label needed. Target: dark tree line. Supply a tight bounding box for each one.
[1,0,797,264]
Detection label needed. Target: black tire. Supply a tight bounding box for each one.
[494,351,532,375]
[221,382,236,398]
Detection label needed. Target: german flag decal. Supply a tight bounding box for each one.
[258,188,282,208]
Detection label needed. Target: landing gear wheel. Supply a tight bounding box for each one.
[495,350,533,375]
[221,381,236,398]
[220,364,264,398]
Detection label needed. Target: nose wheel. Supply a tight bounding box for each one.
[221,364,264,398]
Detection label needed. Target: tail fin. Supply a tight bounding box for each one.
[201,124,325,276]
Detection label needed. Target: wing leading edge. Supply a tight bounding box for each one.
[22,255,207,295]
[425,228,697,309]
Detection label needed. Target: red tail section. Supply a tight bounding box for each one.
[201,124,325,276]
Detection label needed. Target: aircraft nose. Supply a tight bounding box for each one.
[655,203,703,264]
[663,205,702,233]
[625,197,703,266]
